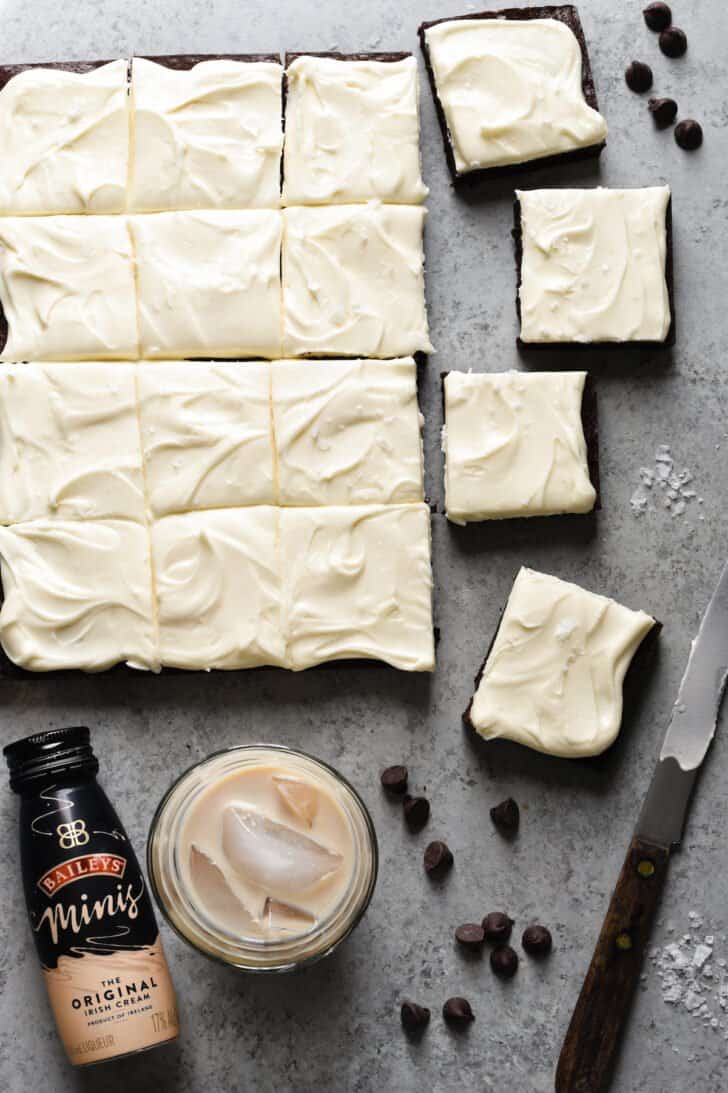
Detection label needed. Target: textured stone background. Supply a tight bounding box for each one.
[0,1,726,1090]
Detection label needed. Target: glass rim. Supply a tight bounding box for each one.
[147,743,379,973]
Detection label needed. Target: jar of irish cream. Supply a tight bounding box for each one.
[148,746,378,972]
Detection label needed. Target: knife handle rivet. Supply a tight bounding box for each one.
[616,932,633,951]
[637,859,655,878]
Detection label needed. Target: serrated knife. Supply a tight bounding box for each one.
[556,560,728,1093]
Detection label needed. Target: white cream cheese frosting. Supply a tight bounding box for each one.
[424,17,607,174]
[468,567,655,758]
[282,55,427,205]
[0,363,145,524]
[0,518,158,672]
[271,358,424,505]
[131,210,282,358]
[282,204,432,359]
[0,215,139,361]
[280,503,434,671]
[137,361,274,515]
[152,507,286,670]
[518,187,672,343]
[0,60,130,214]
[130,58,283,211]
[443,370,595,523]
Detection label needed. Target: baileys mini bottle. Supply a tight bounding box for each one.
[4,726,180,1066]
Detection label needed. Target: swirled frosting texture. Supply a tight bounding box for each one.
[272,358,424,505]
[152,507,286,670]
[0,519,158,671]
[130,59,283,211]
[0,60,130,214]
[282,56,427,205]
[131,210,282,358]
[0,215,139,360]
[424,18,607,173]
[137,362,274,515]
[444,370,595,523]
[282,204,432,359]
[518,187,671,343]
[0,363,145,524]
[468,567,655,758]
[280,503,434,671]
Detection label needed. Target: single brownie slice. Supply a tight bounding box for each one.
[129,56,283,211]
[515,187,674,345]
[0,59,130,214]
[442,370,598,523]
[464,567,657,758]
[282,53,427,205]
[419,6,606,182]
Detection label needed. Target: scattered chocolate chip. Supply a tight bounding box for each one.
[659,26,687,57]
[490,944,519,979]
[490,797,520,834]
[401,1001,430,1033]
[380,764,408,795]
[625,60,653,93]
[675,118,703,150]
[455,923,485,951]
[648,96,678,127]
[522,924,553,957]
[482,911,514,945]
[403,794,430,831]
[643,2,672,31]
[424,840,453,877]
[442,997,474,1025]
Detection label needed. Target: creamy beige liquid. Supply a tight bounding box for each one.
[177,764,356,942]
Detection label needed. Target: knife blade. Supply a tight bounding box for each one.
[556,559,728,1093]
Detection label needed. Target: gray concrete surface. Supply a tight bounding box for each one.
[0,1,727,1090]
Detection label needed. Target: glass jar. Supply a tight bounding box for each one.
[147,745,378,972]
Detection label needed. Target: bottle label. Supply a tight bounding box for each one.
[22,781,179,1067]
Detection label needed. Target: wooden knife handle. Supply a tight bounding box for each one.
[555,834,670,1093]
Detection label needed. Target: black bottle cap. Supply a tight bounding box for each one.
[4,727,98,793]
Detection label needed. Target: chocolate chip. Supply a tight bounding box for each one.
[675,118,703,150]
[625,60,653,93]
[455,923,485,951]
[648,96,678,127]
[423,840,453,876]
[659,26,687,57]
[401,1001,430,1033]
[522,924,553,957]
[490,797,519,833]
[482,911,514,945]
[380,764,408,794]
[442,997,474,1025]
[643,2,672,31]
[490,944,519,979]
[403,794,430,831]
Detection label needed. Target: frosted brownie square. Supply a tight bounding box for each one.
[0,216,139,360]
[515,187,673,344]
[152,507,286,670]
[280,504,434,671]
[130,57,283,211]
[443,370,597,523]
[131,210,282,359]
[0,519,158,671]
[419,6,606,180]
[271,357,424,505]
[464,567,656,757]
[282,53,427,205]
[137,361,274,516]
[0,363,145,524]
[0,59,130,214]
[282,204,432,359]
